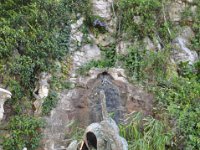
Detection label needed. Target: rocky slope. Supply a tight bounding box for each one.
[0,0,199,150]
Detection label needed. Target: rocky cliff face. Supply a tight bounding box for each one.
[41,0,199,149]
[1,0,199,149]
[43,68,153,149]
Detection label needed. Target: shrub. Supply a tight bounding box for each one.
[121,46,169,82]
[3,116,44,150]
[10,56,35,88]
[118,0,161,39]
[122,46,200,148]
[191,1,200,55]
[0,0,72,146]
[152,77,200,149]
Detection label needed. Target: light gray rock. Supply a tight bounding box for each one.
[66,140,78,150]
[69,17,84,52]
[143,37,162,52]
[133,16,142,25]
[186,0,194,3]
[167,2,186,22]
[172,27,198,64]
[92,0,112,20]
[94,33,115,46]
[143,37,156,51]
[71,44,101,75]
[0,88,11,122]
[191,5,197,15]
[116,40,131,55]
[92,0,116,33]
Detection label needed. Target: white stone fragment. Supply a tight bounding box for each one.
[0,88,12,121]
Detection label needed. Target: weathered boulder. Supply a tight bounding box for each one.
[0,88,11,122]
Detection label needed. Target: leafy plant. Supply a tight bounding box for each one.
[10,56,35,88]
[0,0,73,147]
[119,112,172,150]
[118,0,161,39]
[3,116,45,150]
[121,46,169,82]
[151,77,200,149]
[42,91,58,115]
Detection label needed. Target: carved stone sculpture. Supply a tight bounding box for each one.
[0,88,12,122]
[33,72,51,116]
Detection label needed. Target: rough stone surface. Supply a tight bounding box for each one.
[0,88,11,122]
[143,37,156,51]
[133,16,142,25]
[167,2,186,22]
[43,68,153,149]
[80,91,128,150]
[66,140,78,150]
[94,33,115,46]
[33,72,51,116]
[172,26,198,64]
[71,44,101,75]
[69,17,84,52]
[116,40,131,55]
[92,0,116,33]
